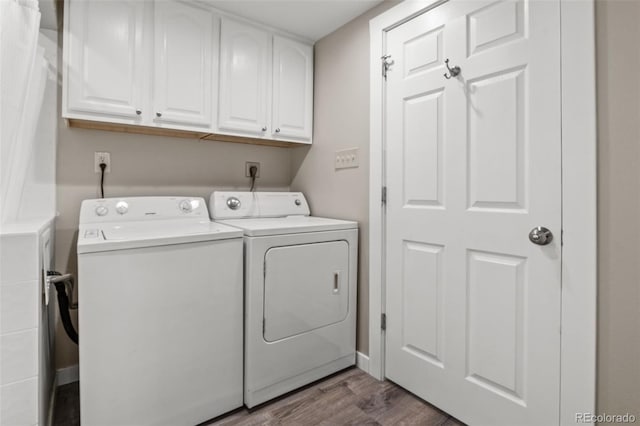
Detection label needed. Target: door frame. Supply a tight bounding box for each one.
[368,1,597,424]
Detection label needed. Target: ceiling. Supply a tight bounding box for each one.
[203,0,384,41]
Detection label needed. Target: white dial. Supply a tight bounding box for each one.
[115,201,129,215]
[179,199,193,213]
[95,205,108,216]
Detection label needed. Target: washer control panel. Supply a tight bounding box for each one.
[80,197,208,224]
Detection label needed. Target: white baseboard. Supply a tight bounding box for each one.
[57,364,79,386]
[356,351,370,374]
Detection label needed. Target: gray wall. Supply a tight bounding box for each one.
[290,1,399,354]
[54,127,291,368]
[595,0,640,418]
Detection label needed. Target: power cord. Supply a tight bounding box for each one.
[249,165,258,192]
[99,162,106,198]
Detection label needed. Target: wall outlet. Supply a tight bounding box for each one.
[94,152,111,173]
[245,162,260,178]
[335,148,359,169]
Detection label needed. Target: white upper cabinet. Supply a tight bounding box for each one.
[272,36,313,143]
[65,1,144,119]
[153,2,216,127]
[63,0,314,145]
[218,18,270,136]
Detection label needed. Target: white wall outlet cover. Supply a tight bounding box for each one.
[94,152,111,173]
[245,162,260,178]
[335,148,359,170]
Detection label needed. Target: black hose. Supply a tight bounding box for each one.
[48,272,79,344]
[53,282,78,344]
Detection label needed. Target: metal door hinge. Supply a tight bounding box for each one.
[381,313,387,331]
[381,55,394,79]
[382,186,387,205]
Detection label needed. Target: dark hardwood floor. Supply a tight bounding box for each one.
[53,367,463,425]
[53,381,80,426]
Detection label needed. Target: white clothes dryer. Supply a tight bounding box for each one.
[77,197,244,425]
[210,192,358,408]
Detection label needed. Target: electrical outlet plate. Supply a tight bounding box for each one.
[94,152,111,173]
[335,148,359,170]
[245,162,260,178]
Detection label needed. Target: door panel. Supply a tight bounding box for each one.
[218,18,269,135]
[467,67,526,210]
[468,0,525,56]
[403,90,444,207]
[466,250,526,402]
[402,241,444,367]
[153,1,215,127]
[384,1,562,425]
[403,26,443,77]
[263,241,349,342]
[272,36,313,142]
[67,1,144,118]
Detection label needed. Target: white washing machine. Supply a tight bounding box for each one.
[77,197,244,425]
[210,191,358,408]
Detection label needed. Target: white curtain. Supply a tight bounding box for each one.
[0,0,43,224]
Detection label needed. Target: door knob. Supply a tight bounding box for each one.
[529,227,553,245]
[156,112,162,118]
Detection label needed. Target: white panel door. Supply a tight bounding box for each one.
[218,18,270,136]
[272,36,313,142]
[384,1,562,425]
[66,0,144,118]
[153,1,216,127]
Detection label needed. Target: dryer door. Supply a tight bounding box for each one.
[263,240,349,342]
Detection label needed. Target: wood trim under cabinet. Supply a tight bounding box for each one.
[66,119,299,148]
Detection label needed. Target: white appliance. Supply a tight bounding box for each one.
[210,191,358,408]
[77,196,244,425]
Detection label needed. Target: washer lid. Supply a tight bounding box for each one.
[216,216,357,237]
[78,220,243,254]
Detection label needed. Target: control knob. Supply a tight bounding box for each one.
[115,201,129,215]
[226,197,241,210]
[95,205,108,216]
[179,199,193,213]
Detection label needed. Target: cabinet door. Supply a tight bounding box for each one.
[218,18,270,136]
[272,36,313,142]
[65,0,144,119]
[153,1,215,127]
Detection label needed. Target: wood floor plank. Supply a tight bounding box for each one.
[318,404,381,426]
[276,381,358,425]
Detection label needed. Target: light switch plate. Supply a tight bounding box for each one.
[335,148,359,170]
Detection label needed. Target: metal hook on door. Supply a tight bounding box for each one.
[443,59,461,79]
[381,54,395,79]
